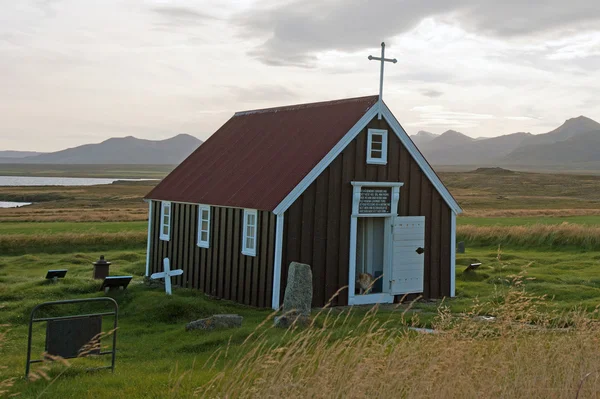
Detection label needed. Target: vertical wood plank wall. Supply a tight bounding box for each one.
[281,116,453,307]
[149,202,277,308]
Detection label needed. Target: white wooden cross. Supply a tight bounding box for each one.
[150,258,183,295]
[368,42,397,119]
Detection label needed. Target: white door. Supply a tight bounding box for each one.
[390,216,425,294]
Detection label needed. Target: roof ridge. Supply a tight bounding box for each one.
[234,95,379,117]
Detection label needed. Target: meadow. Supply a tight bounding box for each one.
[1,167,600,398]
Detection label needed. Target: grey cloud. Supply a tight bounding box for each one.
[225,84,298,104]
[420,89,444,98]
[236,0,600,67]
[151,6,215,26]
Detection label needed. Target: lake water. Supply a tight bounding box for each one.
[0,201,32,208]
[0,176,155,187]
[0,175,157,208]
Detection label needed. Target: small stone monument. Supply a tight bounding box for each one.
[274,262,313,328]
[92,255,111,280]
[457,241,465,254]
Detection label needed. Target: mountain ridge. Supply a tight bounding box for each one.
[0,134,203,165]
[410,116,600,167]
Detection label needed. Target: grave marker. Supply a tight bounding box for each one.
[150,258,183,295]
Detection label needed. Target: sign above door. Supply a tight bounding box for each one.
[351,181,403,217]
[359,187,391,214]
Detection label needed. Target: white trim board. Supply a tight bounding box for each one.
[145,200,153,277]
[271,214,284,309]
[450,212,456,297]
[273,102,462,216]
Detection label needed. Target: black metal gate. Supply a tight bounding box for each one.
[25,297,118,377]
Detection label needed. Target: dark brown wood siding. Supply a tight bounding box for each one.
[281,116,453,307]
[149,202,277,307]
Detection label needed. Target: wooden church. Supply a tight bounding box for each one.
[144,44,462,309]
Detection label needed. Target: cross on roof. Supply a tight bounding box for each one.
[368,42,397,119]
[150,258,183,295]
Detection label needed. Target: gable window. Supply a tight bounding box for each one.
[242,209,258,256]
[197,205,211,248]
[367,129,388,165]
[159,201,171,241]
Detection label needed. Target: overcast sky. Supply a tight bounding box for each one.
[1,0,600,151]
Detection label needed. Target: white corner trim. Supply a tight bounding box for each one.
[381,104,463,214]
[273,103,380,215]
[450,211,456,297]
[366,128,388,165]
[145,200,153,277]
[271,213,284,309]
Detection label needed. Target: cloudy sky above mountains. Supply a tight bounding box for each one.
[1,0,600,151]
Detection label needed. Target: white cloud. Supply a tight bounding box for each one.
[0,0,599,150]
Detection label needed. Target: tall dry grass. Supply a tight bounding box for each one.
[0,208,147,222]
[197,275,600,398]
[458,222,600,250]
[462,208,600,218]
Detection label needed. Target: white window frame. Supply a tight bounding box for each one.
[197,205,211,248]
[159,201,171,241]
[367,128,388,165]
[242,209,258,257]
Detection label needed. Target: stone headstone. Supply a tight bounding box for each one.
[185,314,243,331]
[274,262,313,328]
[457,241,465,254]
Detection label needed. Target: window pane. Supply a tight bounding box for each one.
[162,226,168,236]
[201,221,209,231]
[201,209,209,220]
[247,226,255,237]
[371,141,382,151]
[163,216,169,225]
[248,214,255,225]
[371,134,382,143]
[164,205,170,216]
[201,231,208,242]
[371,149,382,159]
[246,238,254,249]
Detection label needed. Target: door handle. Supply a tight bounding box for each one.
[416,247,424,255]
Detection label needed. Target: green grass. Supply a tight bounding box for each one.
[0,221,146,235]
[1,245,599,397]
[453,246,600,313]
[0,249,436,398]
[458,215,600,226]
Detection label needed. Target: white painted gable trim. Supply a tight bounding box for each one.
[272,101,462,216]
[381,103,462,214]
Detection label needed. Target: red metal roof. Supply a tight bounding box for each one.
[145,95,379,211]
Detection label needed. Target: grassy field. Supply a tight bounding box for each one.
[1,247,600,397]
[1,167,600,397]
[0,164,174,179]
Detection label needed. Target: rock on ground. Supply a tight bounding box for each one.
[185,314,243,331]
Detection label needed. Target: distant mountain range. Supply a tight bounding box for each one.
[0,134,202,165]
[411,116,600,169]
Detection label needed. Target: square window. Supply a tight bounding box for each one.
[367,129,388,165]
